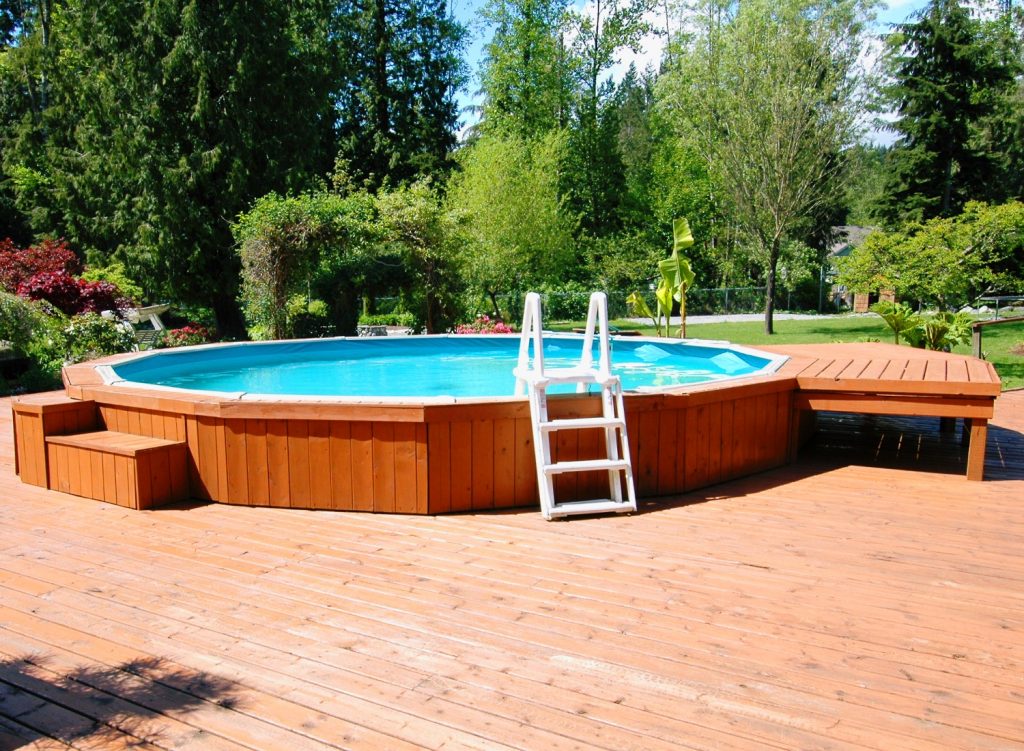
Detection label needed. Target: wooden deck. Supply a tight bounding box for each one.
[2,390,1023,750]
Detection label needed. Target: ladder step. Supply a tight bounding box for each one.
[548,498,636,518]
[539,416,624,432]
[543,458,631,475]
[516,367,619,385]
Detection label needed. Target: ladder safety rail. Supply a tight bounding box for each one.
[514,291,638,520]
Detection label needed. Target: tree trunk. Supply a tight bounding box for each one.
[763,236,780,335]
[211,296,249,341]
[942,156,953,216]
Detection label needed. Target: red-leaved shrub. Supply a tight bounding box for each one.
[0,238,81,292]
[17,270,125,316]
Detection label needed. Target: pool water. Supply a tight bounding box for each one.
[108,335,783,398]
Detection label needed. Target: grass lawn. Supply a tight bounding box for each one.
[553,314,1024,390]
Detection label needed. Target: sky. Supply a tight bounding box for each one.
[449,0,933,144]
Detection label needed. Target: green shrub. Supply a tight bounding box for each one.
[0,291,46,354]
[287,295,333,338]
[358,312,416,328]
[80,262,144,304]
[539,282,594,322]
[61,313,137,364]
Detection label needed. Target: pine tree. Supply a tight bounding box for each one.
[2,0,337,335]
[333,0,466,190]
[876,0,1016,223]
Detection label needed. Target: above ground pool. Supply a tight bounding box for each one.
[102,335,787,399]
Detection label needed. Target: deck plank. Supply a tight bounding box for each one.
[1,393,1023,750]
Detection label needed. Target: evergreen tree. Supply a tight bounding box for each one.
[333,0,466,190]
[876,0,1017,223]
[561,0,652,236]
[2,0,337,335]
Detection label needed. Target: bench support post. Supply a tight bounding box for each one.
[965,418,988,481]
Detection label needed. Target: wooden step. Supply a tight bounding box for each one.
[45,430,188,510]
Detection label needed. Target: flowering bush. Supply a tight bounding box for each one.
[156,324,212,348]
[0,238,81,292]
[60,313,137,364]
[16,270,126,316]
[454,314,517,334]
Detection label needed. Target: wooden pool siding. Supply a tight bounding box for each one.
[10,342,1002,513]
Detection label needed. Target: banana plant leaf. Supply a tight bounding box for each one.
[658,255,695,301]
[672,217,694,253]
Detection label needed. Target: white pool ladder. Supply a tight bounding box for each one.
[513,292,637,520]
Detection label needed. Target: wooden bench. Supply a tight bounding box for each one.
[45,430,188,510]
[766,343,1002,481]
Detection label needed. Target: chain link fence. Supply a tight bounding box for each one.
[371,286,768,326]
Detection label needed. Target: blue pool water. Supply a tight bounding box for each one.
[108,335,782,398]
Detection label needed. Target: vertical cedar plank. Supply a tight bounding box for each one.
[307,421,332,509]
[22,414,45,487]
[224,419,250,506]
[139,409,153,437]
[89,450,104,504]
[575,427,604,502]
[656,409,677,496]
[694,405,710,489]
[492,418,517,508]
[706,401,723,486]
[135,453,152,510]
[350,422,374,512]
[66,444,82,497]
[214,420,227,500]
[636,410,660,497]
[126,455,139,509]
[471,419,495,509]
[719,399,735,481]
[246,420,269,506]
[449,421,473,512]
[371,422,396,513]
[414,424,429,514]
[329,422,354,511]
[114,455,131,507]
[184,416,203,499]
[266,419,291,507]
[393,423,418,514]
[12,411,25,479]
[755,393,773,471]
[102,452,117,503]
[513,418,536,507]
[683,407,700,491]
[732,397,753,478]
[42,411,65,438]
[427,422,451,514]
[673,403,688,492]
[127,408,142,437]
[195,417,219,501]
[287,420,312,508]
[148,447,170,507]
[775,390,792,465]
[169,445,188,501]
[53,444,70,494]
[553,423,578,501]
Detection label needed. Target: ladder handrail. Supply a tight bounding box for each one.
[515,291,613,394]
